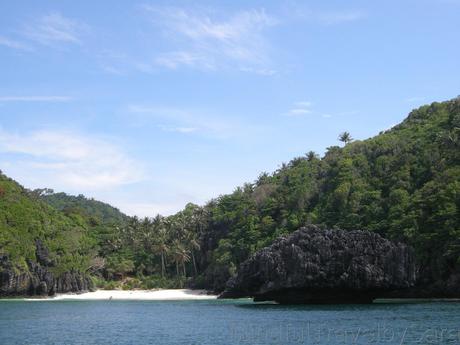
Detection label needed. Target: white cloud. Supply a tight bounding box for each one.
[289,108,311,115]
[282,101,344,118]
[159,125,197,134]
[128,105,239,139]
[113,201,186,217]
[284,100,313,117]
[0,35,32,51]
[0,129,143,191]
[22,12,87,45]
[0,96,72,102]
[285,4,366,26]
[295,101,312,107]
[142,5,277,72]
[154,51,215,70]
[239,66,276,76]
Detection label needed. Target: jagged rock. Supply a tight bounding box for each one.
[0,241,93,297]
[220,226,416,303]
[35,239,53,266]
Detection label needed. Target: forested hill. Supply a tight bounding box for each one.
[0,175,126,295]
[0,173,93,282]
[100,97,459,294]
[192,97,460,291]
[1,97,459,296]
[39,192,128,226]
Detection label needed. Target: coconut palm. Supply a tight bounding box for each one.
[306,150,318,161]
[186,231,201,275]
[152,215,169,277]
[338,131,353,145]
[172,241,190,277]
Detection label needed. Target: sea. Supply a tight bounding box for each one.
[1,299,460,345]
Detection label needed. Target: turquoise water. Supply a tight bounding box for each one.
[1,300,460,345]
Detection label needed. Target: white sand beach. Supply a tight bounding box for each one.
[31,289,217,301]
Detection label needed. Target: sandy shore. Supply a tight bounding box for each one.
[29,289,218,301]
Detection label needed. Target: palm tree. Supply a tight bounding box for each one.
[172,241,190,277]
[152,215,168,277]
[338,131,353,145]
[186,232,201,276]
[306,151,317,161]
[121,216,139,248]
[155,240,169,278]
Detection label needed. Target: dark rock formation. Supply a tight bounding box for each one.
[220,226,416,303]
[0,241,93,297]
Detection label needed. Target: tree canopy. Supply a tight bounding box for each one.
[1,98,459,292]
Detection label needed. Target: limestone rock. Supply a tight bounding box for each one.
[220,225,416,303]
[0,241,92,297]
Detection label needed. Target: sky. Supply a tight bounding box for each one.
[0,0,459,217]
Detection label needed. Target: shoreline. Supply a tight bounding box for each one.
[22,289,218,301]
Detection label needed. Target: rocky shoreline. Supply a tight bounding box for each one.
[3,226,458,302]
[0,240,93,297]
[220,226,417,304]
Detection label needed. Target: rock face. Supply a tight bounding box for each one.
[220,226,416,303]
[0,240,92,297]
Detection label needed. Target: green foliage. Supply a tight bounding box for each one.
[191,98,460,290]
[39,192,128,226]
[1,98,459,292]
[0,173,93,275]
[99,204,206,286]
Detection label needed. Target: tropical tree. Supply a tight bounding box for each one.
[186,231,201,275]
[154,226,169,277]
[306,151,318,161]
[338,131,353,145]
[171,241,190,277]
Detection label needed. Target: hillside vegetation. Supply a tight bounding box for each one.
[1,97,459,294]
[40,191,128,226]
[0,174,93,276]
[187,97,460,290]
[98,97,459,292]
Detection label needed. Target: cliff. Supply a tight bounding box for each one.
[0,240,92,297]
[0,173,94,297]
[220,226,416,303]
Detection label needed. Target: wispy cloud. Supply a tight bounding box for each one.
[0,129,143,190]
[282,101,351,118]
[285,4,366,26]
[128,105,240,139]
[0,35,32,51]
[0,96,72,102]
[141,5,277,73]
[113,201,187,217]
[239,66,276,76]
[154,51,214,70]
[22,12,87,46]
[159,125,198,134]
[284,101,313,116]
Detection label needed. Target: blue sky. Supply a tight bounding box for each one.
[0,0,459,216]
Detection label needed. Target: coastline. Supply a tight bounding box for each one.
[23,289,218,301]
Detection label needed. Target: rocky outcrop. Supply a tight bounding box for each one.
[220,226,416,303]
[0,240,93,297]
